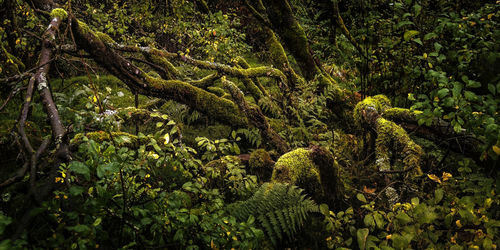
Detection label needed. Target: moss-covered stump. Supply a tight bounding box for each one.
[354,95,423,177]
[271,147,340,204]
[248,149,275,181]
[375,118,424,176]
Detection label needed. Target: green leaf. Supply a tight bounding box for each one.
[404,30,420,41]
[413,4,422,16]
[69,186,85,196]
[68,224,91,233]
[434,188,444,204]
[488,84,496,95]
[356,228,370,250]
[412,38,423,45]
[357,193,367,203]
[93,217,102,227]
[396,212,412,225]
[373,212,385,229]
[69,161,90,180]
[434,42,443,52]
[411,197,420,206]
[424,32,438,40]
[396,21,414,29]
[97,162,120,178]
[464,91,477,101]
[364,214,375,228]
[437,88,449,98]
[319,204,329,215]
[392,233,410,249]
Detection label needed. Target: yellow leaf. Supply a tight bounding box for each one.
[427,174,441,184]
[92,95,97,103]
[492,145,500,155]
[488,13,494,20]
[456,220,462,228]
[16,38,21,45]
[226,231,231,236]
[442,172,452,181]
[386,234,392,240]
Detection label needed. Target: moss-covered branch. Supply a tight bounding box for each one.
[262,0,323,82]
[331,0,364,56]
[222,77,289,154]
[354,95,423,176]
[233,56,266,101]
[112,45,287,83]
[72,17,248,127]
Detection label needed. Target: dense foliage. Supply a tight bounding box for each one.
[0,0,498,249]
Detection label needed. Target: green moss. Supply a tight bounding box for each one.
[146,50,182,80]
[382,107,422,122]
[143,74,247,126]
[271,148,322,197]
[96,31,115,44]
[189,73,219,89]
[147,71,161,78]
[249,149,274,181]
[76,20,94,36]
[116,107,153,125]
[268,118,286,133]
[375,118,423,176]
[207,86,226,97]
[50,8,68,20]
[1,44,24,74]
[353,94,392,127]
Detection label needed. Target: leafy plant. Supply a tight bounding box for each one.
[228,182,319,245]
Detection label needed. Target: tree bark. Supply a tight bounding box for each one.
[262,0,322,82]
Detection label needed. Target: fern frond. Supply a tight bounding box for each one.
[227,183,318,245]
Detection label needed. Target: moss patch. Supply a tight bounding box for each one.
[375,117,423,176]
[50,8,68,20]
[271,148,322,199]
[249,149,274,181]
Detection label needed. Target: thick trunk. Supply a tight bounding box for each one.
[262,0,322,81]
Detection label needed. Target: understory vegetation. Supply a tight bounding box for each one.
[0,0,499,249]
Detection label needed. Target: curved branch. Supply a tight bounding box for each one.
[222,77,289,154]
[71,18,248,127]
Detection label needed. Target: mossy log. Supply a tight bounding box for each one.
[142,52,182,80]
[72,18,248,127]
